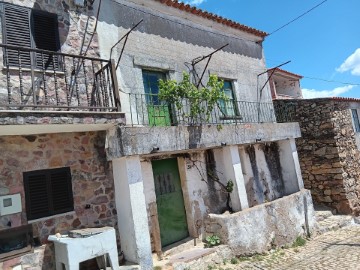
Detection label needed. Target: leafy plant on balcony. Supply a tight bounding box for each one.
[158,72,228,124]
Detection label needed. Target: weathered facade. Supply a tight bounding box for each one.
[101,1,314,269]
[269,68,303,100]
[0,0,123,269]
[0,0,314,269]
[274,98,360,215]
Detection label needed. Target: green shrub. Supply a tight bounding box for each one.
[292,236,306,248]
[205,235,221,247]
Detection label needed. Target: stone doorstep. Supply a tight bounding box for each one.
[162,237,201,257]
[169,248,215,264]
[153,238,214,269]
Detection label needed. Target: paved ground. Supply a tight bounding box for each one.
[204,224,360,270]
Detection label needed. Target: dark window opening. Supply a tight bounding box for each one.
[2,3,61,69]
[23,167,73,220]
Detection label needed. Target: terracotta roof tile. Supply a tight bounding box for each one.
[272,68,303,79]
[154,0,267,38]
[300,97,360,102]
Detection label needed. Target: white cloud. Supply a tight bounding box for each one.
[336,48,360,76]
[185,0,206,5]
[302,85,355,99]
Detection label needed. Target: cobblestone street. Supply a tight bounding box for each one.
[206,224,360,270]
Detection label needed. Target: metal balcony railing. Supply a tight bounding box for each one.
[0,44,120,112]
[127,93,276,126]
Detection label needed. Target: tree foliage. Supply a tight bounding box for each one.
[158,72,228,124]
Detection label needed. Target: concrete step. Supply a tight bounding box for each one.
[162,237,201,257]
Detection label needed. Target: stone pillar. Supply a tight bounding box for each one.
[278,139,304,195]
[222,146,249,212]
[112,156,153,270]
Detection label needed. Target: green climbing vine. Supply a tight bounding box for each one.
[158,72,228,124]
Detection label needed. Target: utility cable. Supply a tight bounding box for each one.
[268,0,328,36]
[302,76,360,86]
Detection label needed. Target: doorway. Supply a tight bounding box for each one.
[152,158,189,247]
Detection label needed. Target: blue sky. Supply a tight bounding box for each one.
[186,0,360,99]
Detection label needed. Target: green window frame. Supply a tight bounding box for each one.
[219,80,238,117]
[142,70,166,105]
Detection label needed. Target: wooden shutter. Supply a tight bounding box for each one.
[50,168,74,214]
[32,10,61,70]
[3,4,32,67]
[24,167,74,220]
[24,172,51,220]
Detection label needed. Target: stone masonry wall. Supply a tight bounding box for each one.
[274,99,360,214]
[0,131,117,270]
[331,102,360,215]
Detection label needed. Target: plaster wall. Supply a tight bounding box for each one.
[271,74,302,99]
[97,0,274,125]
[239,143,283,206]
[205,189,316,255]
[112,156,153,269]
[278,139,303,194]
[106,123,301,159]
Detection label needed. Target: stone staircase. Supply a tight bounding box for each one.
[314,205,354,234]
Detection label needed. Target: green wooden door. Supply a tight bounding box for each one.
[142,70,171,126]
[152,158,189,247]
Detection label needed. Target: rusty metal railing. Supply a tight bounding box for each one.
[127,92,276,126]
[0,44,120,112]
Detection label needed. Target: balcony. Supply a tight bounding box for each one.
[105,89,301,158]
[126,93,276,126]
[0,44,125,136]
[0,44,120,112]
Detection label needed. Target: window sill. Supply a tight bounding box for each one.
[3,66,65,75]
[27,210,75,223]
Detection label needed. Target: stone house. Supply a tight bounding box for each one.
[269,68,303,100]
[274,97,360,216]
[0,0,315,269]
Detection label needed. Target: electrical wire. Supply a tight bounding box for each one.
[268,0,328,36]
[302,76,360,86]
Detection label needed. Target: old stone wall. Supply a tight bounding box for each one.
[274,99,360,214]
[0,131,117,269]
[332,103,360,215]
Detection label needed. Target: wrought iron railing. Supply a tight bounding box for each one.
[0,44,120,112]
[126,93,276,126]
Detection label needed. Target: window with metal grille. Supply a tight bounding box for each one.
[352,109,360,133]
[23,167,74,220]
[2,3,61,69]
